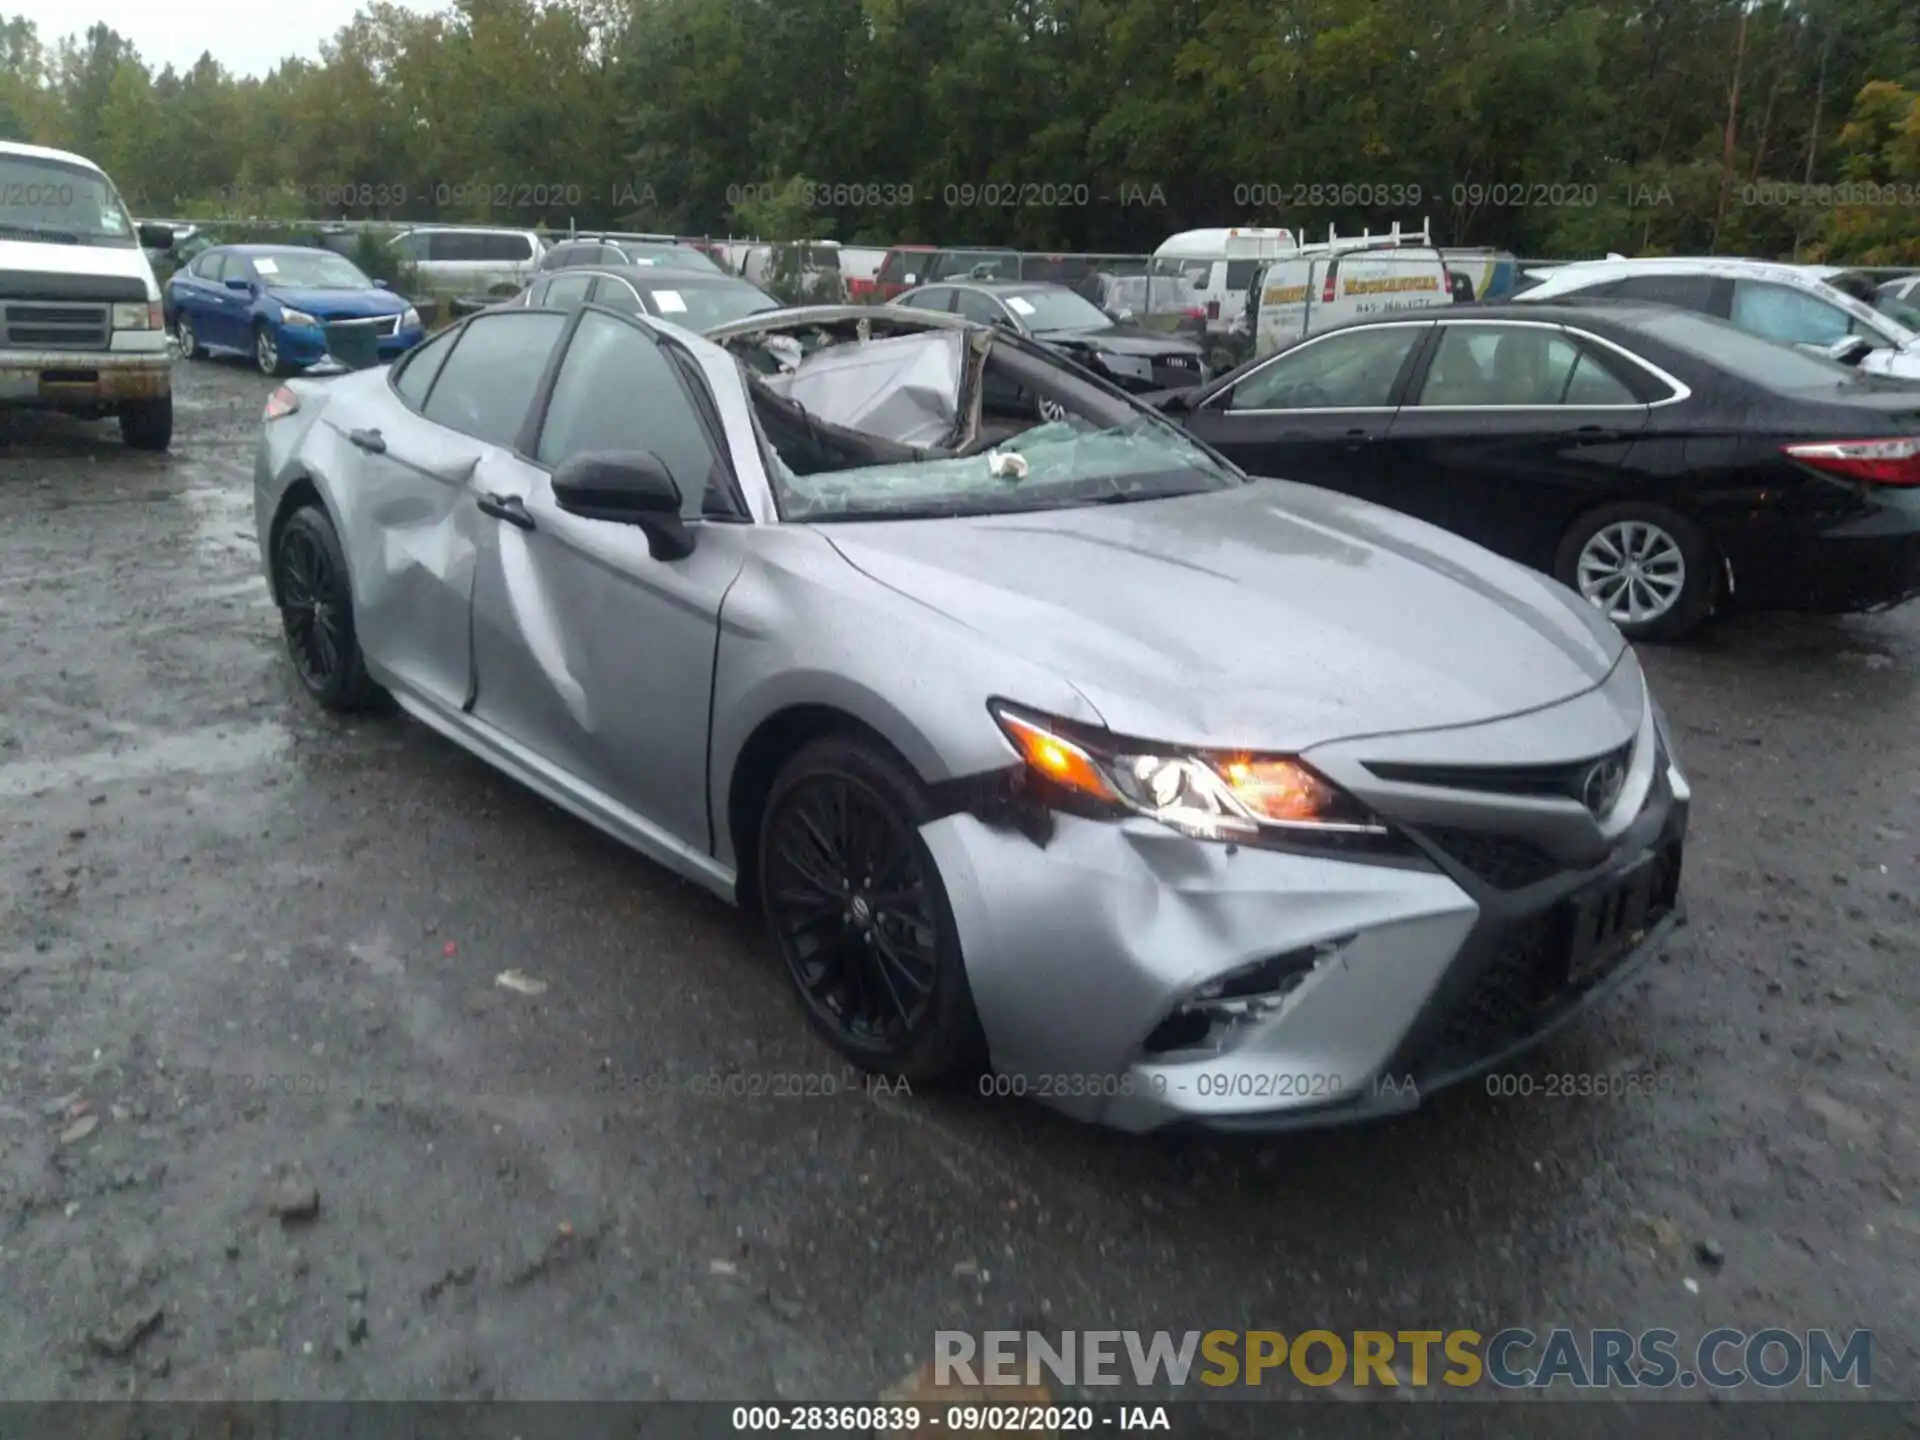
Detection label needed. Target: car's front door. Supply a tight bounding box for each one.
[1372,320,1652,562]
[467,306,751,854]
[1178,321,1431,504]
[350,311,571,711]
[206,254,254,349]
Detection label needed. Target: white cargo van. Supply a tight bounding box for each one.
[0,141,175,450]
[1149,227,1298,334]
[1250,230,1458,357]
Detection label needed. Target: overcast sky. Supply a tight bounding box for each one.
[14,0,447,79]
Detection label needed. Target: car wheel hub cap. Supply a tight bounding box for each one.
[1576,521,1685,626]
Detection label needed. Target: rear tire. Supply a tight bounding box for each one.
[758,735,987,1084]
[272,505,380,711]
[175,314,201,360]
[254,323,285,377]
[1554,501,1716,642]
[119,395,172,452]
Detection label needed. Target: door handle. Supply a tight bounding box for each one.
[1575,424,1620,438]
[477,493,536,531]
[1342,428,1373,448]
[347,427,386,453]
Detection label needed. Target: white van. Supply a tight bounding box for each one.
[0,141,175,450]
[1251,245,1457,357]
[1149,227,1298,334]
[388,226,546,300]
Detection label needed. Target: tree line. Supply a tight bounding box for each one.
[2,0,1918,262]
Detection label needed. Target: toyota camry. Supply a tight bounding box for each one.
[252,301,1689,1133]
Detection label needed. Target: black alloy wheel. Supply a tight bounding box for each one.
[759,737,985,1082]
[273,506,379,710]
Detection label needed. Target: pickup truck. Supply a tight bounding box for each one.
[1,140,175,450]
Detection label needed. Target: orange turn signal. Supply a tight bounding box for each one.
[996,711,1117,803]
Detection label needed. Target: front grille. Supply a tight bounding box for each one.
[1366,741,1634,803]
[1412,914,1568,1080]
[1406,839,1683,1083]
[2,301,110,350]
[327,315,400,336]
[1422,826,1562,889]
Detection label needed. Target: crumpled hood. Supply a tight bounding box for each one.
[267,286,408,320]
[823,480,1625,751]
[1035,323,1203,358]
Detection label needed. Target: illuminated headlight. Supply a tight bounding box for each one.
[401,307,421,329]
[990,702,1385,840]
[281,308,320,328]
[112,302,163,330]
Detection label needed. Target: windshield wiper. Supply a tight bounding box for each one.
[0,222,81,243]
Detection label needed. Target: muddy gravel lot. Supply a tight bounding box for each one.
[0,356,1916,1415]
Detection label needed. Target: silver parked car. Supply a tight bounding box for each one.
[252,302,1690,1133]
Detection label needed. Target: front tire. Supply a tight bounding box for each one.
[254,323,285,377]
[119,395,172,452]
[272,506,379,711]
[1554,501,1716,642]
[758,736,987,1083]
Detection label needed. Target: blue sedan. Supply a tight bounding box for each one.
[166,244,426,375]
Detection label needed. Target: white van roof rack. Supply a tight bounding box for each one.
[1286,217,1433,259]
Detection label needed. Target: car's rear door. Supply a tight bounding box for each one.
[1177,320,1430,506]
[171,251,222,341]
[466,306,750,856]
[349,310,571,711]
[1369,319,1652,564]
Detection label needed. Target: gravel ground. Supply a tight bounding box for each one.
[0,357,1915,1413]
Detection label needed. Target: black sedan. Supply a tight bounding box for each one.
[512,266,780,329]
[1153,299,1920,640]
[891,280,1207,417]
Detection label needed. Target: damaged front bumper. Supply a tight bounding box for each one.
[922,744,1690,1135]
[0,350,171,409]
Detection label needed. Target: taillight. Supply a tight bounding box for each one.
[264,386,300,421]
[1181,307,1206,319]
[1781,436,1920,486]
[148,301,164,330]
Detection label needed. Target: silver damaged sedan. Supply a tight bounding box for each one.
[253,302,1690,1133]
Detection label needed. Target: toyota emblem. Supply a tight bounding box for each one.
[1581,758,1627,817]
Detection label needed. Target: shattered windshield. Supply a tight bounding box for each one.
[768,413,1242,522]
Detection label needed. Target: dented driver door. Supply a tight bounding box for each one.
[465,308,749,859]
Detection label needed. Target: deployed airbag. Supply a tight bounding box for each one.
[759,330,966,447]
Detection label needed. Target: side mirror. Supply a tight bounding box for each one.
[1153,388,1197,414]
[137,222,174,250]
[374,279,390,290]
[1825,335,1873,367]
[225,277,254,293]
[550,451,695,560]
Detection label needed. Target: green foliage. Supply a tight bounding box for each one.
[0,0,1915,264]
